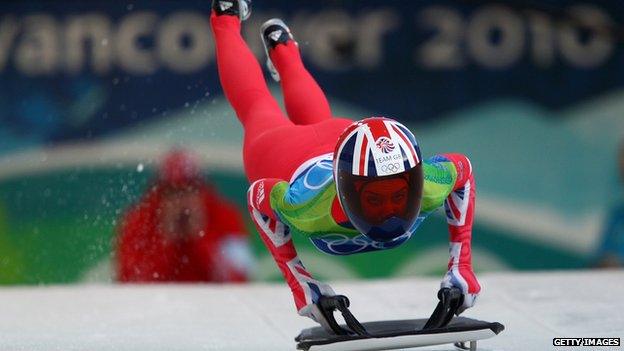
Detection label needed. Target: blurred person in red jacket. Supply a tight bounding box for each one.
[116,149,254,282]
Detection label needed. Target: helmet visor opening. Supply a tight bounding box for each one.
[336,165,424,239]
[355,176,411,225]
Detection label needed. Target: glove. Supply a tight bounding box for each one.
[297,281,337,330]
[440,267,481,315]
[299,297,340,333]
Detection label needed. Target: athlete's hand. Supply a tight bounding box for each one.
[299,297,339,333]
[440,267,481,315]
[297,282,338,330]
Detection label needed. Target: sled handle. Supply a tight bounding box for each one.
[318,295,369,336]
[422,287,464,330]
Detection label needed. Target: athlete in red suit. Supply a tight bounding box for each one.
[210,0,480,331]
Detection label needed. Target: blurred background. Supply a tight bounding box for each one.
[1,0,623,285]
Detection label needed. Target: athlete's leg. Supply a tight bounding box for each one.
[212,12,349,182]
[211,13,290,138]
[261,20,333,125]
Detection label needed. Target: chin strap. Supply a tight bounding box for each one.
[317,295,369,336]
[423,287,464,330]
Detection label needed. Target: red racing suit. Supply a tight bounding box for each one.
[211,12,480,315]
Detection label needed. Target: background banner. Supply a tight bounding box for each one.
[1,0,623,152]
[1,0,623,284]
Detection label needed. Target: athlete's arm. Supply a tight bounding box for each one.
[247,179,336,315]
[440,153,481,314]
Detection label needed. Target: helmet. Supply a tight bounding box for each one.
[333,117,423,242]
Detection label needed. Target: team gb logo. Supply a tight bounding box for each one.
[375,137,395,154]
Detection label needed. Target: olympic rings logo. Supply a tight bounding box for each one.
[312,233,412,255]
[381,162,401,173]
[303,159,334,190]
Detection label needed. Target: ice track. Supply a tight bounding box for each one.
[0,270,622,351]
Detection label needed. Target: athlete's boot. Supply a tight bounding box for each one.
[260,18,297,82]
[212,0,251,21]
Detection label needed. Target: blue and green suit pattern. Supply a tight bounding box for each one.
[267,153,458,255]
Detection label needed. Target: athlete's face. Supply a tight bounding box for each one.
[358,178,409,225]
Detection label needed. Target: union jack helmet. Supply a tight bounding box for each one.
[333,117,424,242]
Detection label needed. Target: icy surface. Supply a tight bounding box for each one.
[0,270,622,350]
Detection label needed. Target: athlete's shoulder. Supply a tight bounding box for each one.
[423,155,457,186]
[285,154,335,206]
[420,155,457,211]
[247,178,288,216]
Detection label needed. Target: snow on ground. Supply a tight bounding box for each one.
[0,270,622,351]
